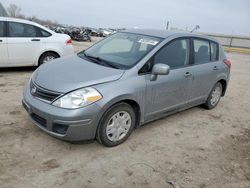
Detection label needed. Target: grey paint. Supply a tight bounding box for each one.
[33,55,125,93]
[23,29,230,141]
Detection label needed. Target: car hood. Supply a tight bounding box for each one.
[32,55,125,93]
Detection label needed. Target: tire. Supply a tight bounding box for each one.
[203,82,223,109]
[96,103,136,147]
[39,52,59,66]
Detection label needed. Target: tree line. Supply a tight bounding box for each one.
[6,4,59,26]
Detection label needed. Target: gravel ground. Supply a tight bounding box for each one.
[0,39,249,188]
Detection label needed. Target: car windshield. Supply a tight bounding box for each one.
[78,32,162,69]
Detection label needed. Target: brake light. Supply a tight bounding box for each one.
[223,59,231,70]
[66,39,72,45]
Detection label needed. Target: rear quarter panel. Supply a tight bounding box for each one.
[42,34,74,58]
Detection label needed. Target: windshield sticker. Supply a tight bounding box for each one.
[138,39,159,46]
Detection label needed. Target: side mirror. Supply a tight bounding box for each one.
[150,63,170,81]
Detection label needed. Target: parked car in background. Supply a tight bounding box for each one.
[99,28,114,37]
[0,17,74,67]
[22,29,231,147]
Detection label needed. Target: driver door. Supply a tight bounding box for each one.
[144,38,192,121]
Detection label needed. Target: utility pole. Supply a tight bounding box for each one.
[166,21,169,30]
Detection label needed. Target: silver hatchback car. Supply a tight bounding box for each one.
[23,29,231,147]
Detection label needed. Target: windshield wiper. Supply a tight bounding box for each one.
[97,57,119,69]
[83,52,119,69]
[83,52,102,64]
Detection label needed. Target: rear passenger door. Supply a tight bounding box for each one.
[188,39,219,104]
[0,21,9,66]
[7,21,46,66]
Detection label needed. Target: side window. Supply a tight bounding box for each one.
[9,22,37,37]
[36,27,51,37]
[153,39,190,69]
[211,42,218,61]
[194,39,210,64]
[0,21,5,37]
[41,29,51,37]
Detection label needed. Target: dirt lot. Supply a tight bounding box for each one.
[0,39,249,188]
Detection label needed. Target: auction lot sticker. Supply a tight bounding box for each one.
[138,39,159,45]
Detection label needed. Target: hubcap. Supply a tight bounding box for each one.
[43,56,56,63]
[210,86,222,106]
[106,111,132,142]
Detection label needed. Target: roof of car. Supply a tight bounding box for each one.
[0,16,33,24]
[122,29,177,38]
[122,29,218,42]
[0,16,54,34]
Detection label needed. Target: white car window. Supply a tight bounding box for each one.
[40,29,51,37]
[9,22,37,37]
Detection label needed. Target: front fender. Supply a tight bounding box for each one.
[94,76,146,124]
[97,94,144,122]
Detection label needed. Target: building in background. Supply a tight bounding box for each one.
[0,2,8,17]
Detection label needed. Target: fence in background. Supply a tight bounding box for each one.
[204,33,250,49]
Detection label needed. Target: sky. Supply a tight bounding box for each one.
[1,0,250,36]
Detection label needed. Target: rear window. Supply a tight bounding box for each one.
[36,27,52,37]
[211,42,219,61]
[194,39,210,64]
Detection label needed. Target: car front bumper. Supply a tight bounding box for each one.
[22,81,102,141]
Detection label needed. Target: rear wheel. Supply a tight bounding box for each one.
[203,82,223,109]
[96,103,136,147]
[39,52,59,66]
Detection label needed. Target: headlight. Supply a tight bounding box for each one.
[52,87,102,109]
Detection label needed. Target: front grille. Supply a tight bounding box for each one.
[31,113,47,128]
[30,81,61,103]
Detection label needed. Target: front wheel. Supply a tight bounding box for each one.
[96,103,136,147]
[203,82,223,109]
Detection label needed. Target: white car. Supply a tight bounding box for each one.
[0,17,74,67]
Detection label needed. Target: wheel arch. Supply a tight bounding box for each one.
[37,50,61,65]
[100,96,142,127]
[217,79,227,96]
[116,99,141,128]
[94,95,143,138]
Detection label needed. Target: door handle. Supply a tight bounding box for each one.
[213,66,218,70]
[31,39,40,41]
[184,72,192,77]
